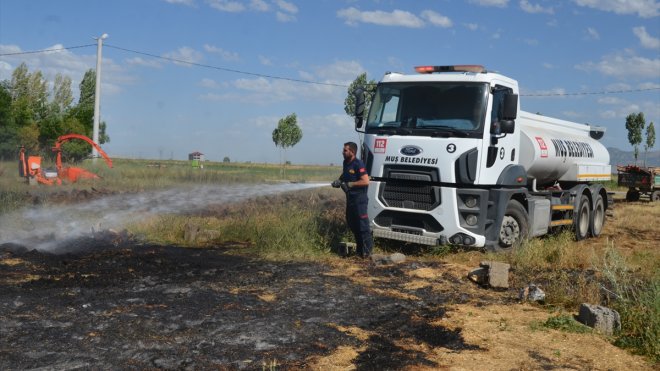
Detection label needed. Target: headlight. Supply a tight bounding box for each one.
[466,214,478,226]
[465,196,478,208]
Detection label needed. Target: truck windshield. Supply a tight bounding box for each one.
[366,82,488,137]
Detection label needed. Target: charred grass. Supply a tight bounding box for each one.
[127,185,659,361]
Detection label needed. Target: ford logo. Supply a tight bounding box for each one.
[400,146,422,156]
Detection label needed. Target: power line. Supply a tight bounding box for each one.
[2,42,660,97]
[523,87,660,97]
[105,44,348,88]
[0,44,96,56]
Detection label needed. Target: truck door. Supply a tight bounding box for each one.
[478,83,521,185]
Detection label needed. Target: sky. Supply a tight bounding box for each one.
[0,0,659,165]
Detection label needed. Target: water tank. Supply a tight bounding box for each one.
[518,111,611,185]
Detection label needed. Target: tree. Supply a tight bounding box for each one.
[344,73,377,119]
[223,156,231,163]
[74,69,95,132]
[272,113,302,178]
[51,73,73,115]
[644,121,655,166]
[10,63,47,128]
[625,112,645,164]
[0,82,18,159]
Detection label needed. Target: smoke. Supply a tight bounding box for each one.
[0,182,328,253]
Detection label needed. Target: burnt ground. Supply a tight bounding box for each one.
[0,240,501,370]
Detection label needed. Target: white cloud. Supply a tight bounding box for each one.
[542,62,555,69]
[199,60,360,105]
[163,46,204,66]
[638,81,660,89]
[337,7,425,28]
[203,44,240,61]
[576,53,660,79]
[313,60,365,81]
[586,27,600,40]
[250,0,269,11]
[605,82,632,91]
[562,111,585,118]
[469,0,510,8]
[573,0,660,18]
[464,23,479,31]
[206,0,245,12]
[125,57,162,68]
[522,87,567,97]
[598,96,627,105]
[523,38,539,45]
[0,43,128,96]
[198,78,224,88]
[164,0,195,6]
[276,11,296,22]
[258,55,273,66]
[633,26,660,49]
[275,0,298,14]
[520,0,554,14]
[420,10,453,28]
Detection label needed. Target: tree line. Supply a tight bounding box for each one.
[0,62,109,161]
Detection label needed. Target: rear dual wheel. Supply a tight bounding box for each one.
[590,194,605,237]
[576,193,606,240]
[575,194,591,240]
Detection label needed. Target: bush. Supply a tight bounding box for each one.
[601,248,660,361]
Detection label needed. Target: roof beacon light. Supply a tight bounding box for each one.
[414,65,486,74]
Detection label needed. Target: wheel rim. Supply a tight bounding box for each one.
[578,202,590,237]
[499,215,520,247]
[653,192,660,201]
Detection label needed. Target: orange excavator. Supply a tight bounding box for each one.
[18,134,113,185]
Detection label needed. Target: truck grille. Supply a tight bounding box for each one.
[380,181,441,211]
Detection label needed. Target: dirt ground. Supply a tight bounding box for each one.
[0,190,655,370]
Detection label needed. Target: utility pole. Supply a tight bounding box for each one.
[92,33,108,161]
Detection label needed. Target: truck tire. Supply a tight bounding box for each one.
[651,190,660,202]
[590,194,605,237]
[625,189,640,202]
[497,199,528,251]
[575,194,591,240]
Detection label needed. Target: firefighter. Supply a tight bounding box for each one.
[331,142,373,258]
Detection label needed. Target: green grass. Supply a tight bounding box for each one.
[600,247,660,361]
[531,313,593,334]
[128,188,347,261]
[484,234,659,362]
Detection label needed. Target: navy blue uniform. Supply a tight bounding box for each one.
[341,158,373,257]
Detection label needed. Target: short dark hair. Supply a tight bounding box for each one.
[344,142,358,154]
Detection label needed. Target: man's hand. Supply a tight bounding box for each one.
[331,180,341,188]
[340,182,350,192]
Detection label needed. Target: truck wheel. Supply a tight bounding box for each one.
[651,190,660,202]
[590,194,605,237]
[625,189,640,202]
[575,194,591,240]
[497,200,528,251]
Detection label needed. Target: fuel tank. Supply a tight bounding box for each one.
[518,111,611,185]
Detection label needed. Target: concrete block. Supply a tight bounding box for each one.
[578,303,621,335]
[480,261,510,289]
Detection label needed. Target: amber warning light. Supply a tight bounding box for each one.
[415,65,486,74]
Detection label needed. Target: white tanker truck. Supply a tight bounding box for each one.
[353,65,612,251]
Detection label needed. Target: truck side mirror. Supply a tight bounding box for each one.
[354,88,365,130]
[500,120,515,134]
[502,93,518,120]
